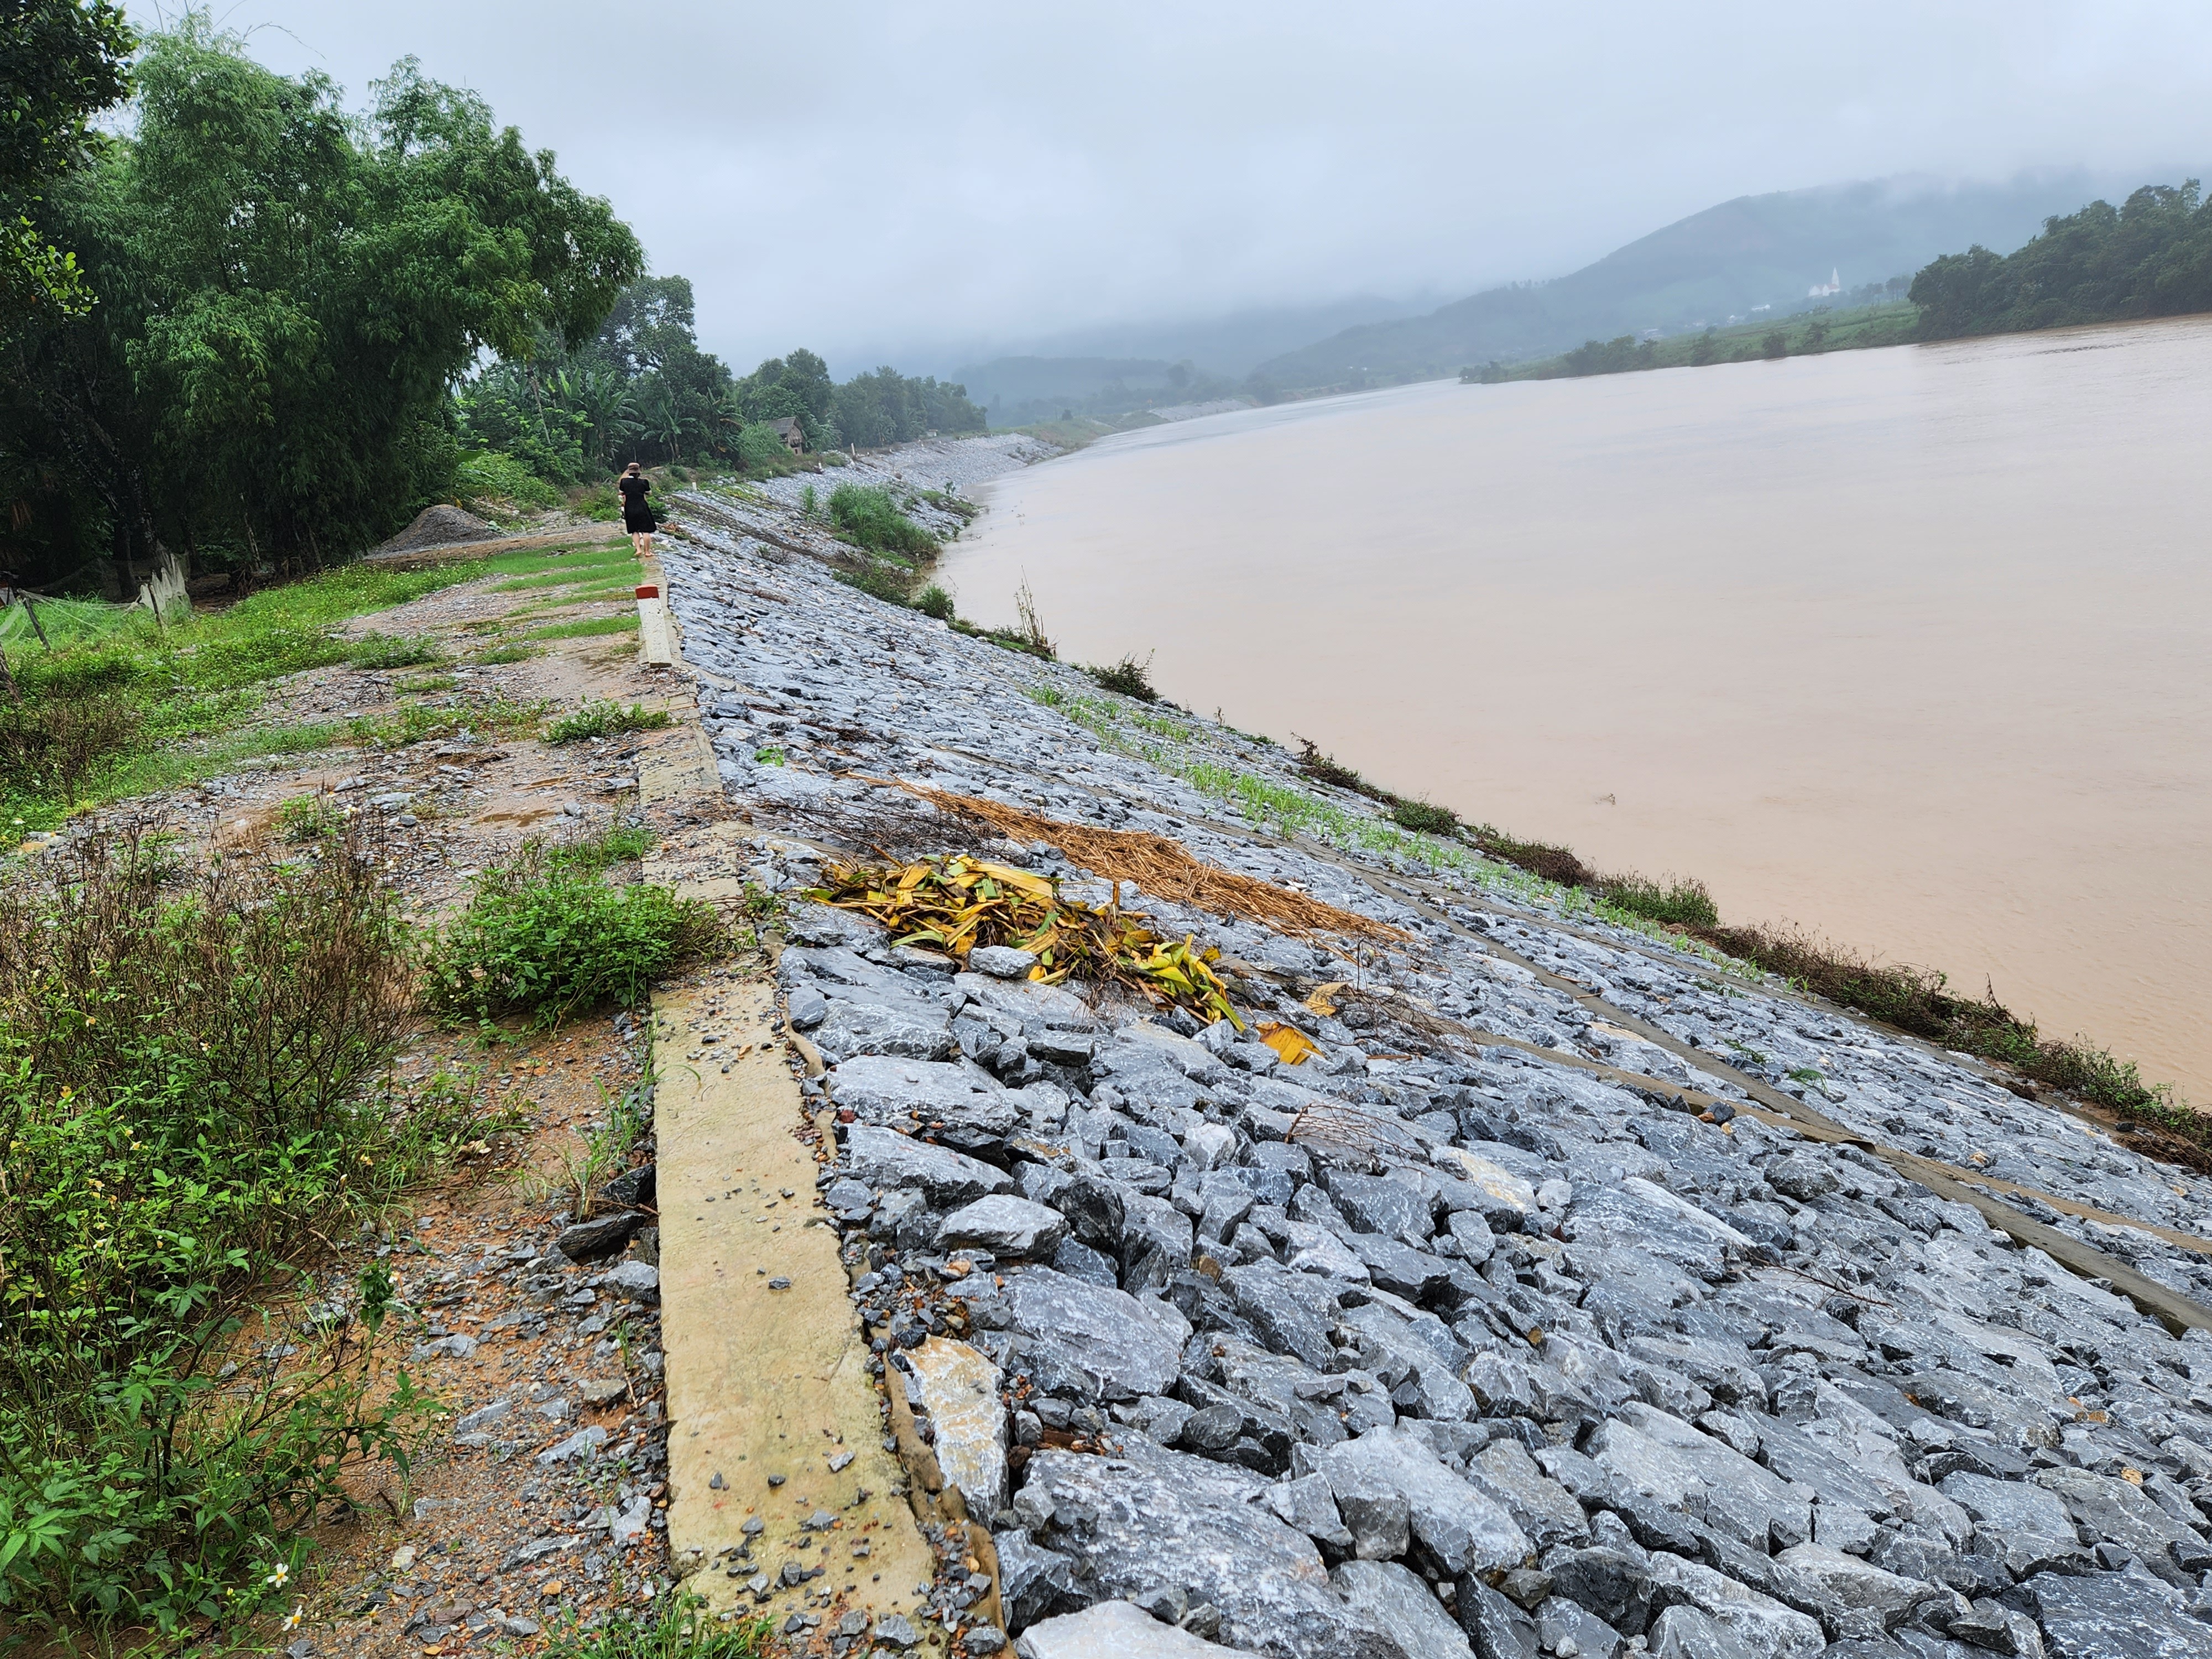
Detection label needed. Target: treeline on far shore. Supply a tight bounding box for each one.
[1470,178,2212,386]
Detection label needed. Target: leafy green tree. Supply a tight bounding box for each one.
[0,0,132,323]
[1760,330,1788,358]
[2,20,640,587]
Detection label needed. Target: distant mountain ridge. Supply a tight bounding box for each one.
[1251,170,2160,390]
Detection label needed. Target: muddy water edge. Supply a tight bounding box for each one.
[939,316,2212,1100]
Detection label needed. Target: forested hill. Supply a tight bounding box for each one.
[1250,172,2141,391]
[1910,182,2212,337]
[0,14,983,595]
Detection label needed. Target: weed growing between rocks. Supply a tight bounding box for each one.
[546,698,673,744]
[1085,652,1160,702]
[538,1592,773,1659]
[345,633,450,670]
[1699,920,2195,1132]
[421,842,728,1028]
[0,822,472,1636]
[827,483,938,560]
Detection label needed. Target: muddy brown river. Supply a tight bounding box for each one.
[938,316,2212,1099]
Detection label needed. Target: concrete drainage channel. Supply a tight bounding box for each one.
[637,643,993,1656]
[628,438,2212,1659]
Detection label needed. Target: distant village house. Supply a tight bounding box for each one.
[770,416,805,453]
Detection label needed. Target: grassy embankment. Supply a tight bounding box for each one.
[0,545,749,1640]
[1470,299,1921,384]
[1025,681,2195,1142]
[0,538,651,844]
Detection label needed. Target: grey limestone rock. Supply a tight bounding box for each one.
[1642,1552,1825,1659]
[1457,1573,1542,1659]
[1322,1425,1530,1574]
[994,1527,1077,1630]
[603,1260,660,1303]
[972,946,1039,978]
[1468,1437,1591,1551]
[1771,1542,1936,1638]
[1334,1559,1474,1659]
[1326,1171,1435,1245]
[1015,1441,1399,1659]
[1764,1154,1839,1202]
[787,983,828,1028]
[846,1124,1013,1206]
[1224,1260,1344,1370]
[2021,1569,2212,1659]
[556,1211,643,1260]
[940,1196,1070,1257]
[1938,1473,2095,1579]
[1266,1472,1354,1552]
[2033,1467,2199,1587]
[1015,1600,1259,1657]
[1005,1269,1183,1401]
[1648,1606,1759,1659]
[1537,1595,1626,1659]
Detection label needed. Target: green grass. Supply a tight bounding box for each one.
[539,1594,773,1659]
[828,483,938,559]
[545,699,672,743]
[421,842,727,1027]
[472,641,539,665]
[526,613,640,641]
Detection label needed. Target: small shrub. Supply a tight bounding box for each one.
[800,483,819,517]
[473,641,539,664]
[1087,652,1159,702]
[0,822,455,1632]
[346,633,448,670]
[277,793,347,842]
[1467,823,1600,889]
[528,613,640,640]
[828,484,937,559]
[737,422,798,471]
[546,698,672,744]
[912,584,956,621]
[1390,799,1459,836]
[835,560,917,605]
[422,843,723,1027]
[571,481,622,521]
[1292,737,1384,800]
[753,746,785,766]
[1600,872,1720,928]
[0,690,143,804]
[553,825,655,870]
[456,449,562,512]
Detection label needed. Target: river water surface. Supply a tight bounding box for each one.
[937,317,2212,1099]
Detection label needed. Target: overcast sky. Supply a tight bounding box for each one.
[138,1,2212,375]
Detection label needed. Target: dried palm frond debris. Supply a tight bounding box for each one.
[872,779,1407,943]
[808,853,1243,1029]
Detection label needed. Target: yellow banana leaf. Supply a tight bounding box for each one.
[1256,1021,1319,1065]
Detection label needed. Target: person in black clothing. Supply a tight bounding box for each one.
[618,462,656,557]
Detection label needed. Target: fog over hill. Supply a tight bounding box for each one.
[1249,169,2168,390]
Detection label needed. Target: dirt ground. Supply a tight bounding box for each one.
[52,550,764,1657]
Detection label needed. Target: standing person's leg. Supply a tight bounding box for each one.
[639,532,654,559]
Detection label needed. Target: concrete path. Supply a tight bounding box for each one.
[638,603,935,1632]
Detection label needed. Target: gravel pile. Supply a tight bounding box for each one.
[659,457,2212,1659]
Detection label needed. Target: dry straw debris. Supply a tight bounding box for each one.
[875,779,1406,944]
[808,852,1243,1027]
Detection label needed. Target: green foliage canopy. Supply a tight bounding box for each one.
[2,19,640,582]
[0,0,132,321]
[1911,181,2212,338]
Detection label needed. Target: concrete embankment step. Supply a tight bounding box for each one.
[637,646,936,1632]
